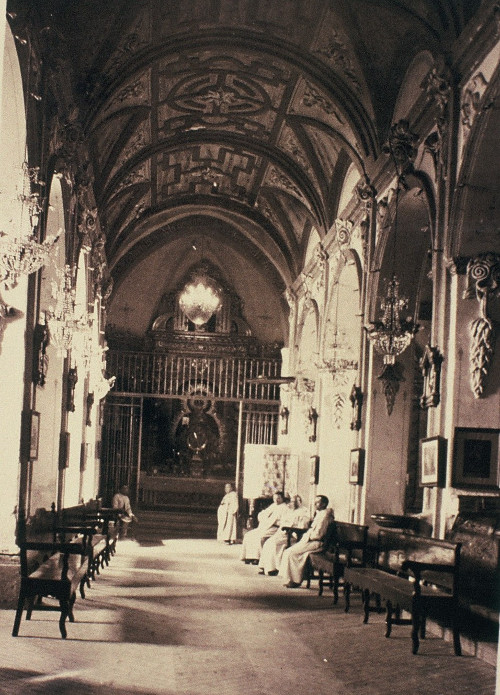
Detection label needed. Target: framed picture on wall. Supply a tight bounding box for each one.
[349,448,365,485]
[419,436,446,487]
[453,427,500,489]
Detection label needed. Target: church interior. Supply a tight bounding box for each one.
[0,0,499,689]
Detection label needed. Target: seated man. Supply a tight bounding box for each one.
[259,494,310,575]
[112,485,137,539]
[240,491,286,563]
[279,494,334,587]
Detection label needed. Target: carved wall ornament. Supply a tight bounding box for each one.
[302,83,344,123]
[376,197,389,228]
[56,115,85,161]
[308,407,318,442]
[300,272,313,308]
[419,344,444,408]
[422,66,452,120]
[313,243,328,289]
[349,384,363,431]
[67,366,78,412]
[424,131,442,175]
[335,219,353,248]
[284,286,297,322]
[314,32,361,93]
[86,392,95,427]
[464,253,500,398]
[378,361,404,416]
[33,319,50,386]
[269,167,302,198]
[331,390,347,428]
[356,175,376,209]
[461,73,489,138]
[280,406,289,435]
[383,120,418,178]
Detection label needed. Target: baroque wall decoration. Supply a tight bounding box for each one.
[349,384,363,431]
[419,344,444,408]
[463,253,500,398]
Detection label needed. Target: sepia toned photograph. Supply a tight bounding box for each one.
[0,1,498,693]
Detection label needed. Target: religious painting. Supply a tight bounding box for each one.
[453,428,500,488]
[349,448,365,485]
[419,436,446,487]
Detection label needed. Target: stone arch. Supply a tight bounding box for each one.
[296,299,320,378]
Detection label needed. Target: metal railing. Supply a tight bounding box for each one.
[107,351,282,402]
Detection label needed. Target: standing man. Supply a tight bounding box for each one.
[217,482,239,544]
[279,494,334,587]
[112,485,137,539]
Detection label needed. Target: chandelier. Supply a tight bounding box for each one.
[0,163,59,290]
[179,272,221,326]
[366,275,418,366]
[46,265,88,356]
[365,122,420,414]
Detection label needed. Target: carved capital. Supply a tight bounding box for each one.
[463,253,500,303]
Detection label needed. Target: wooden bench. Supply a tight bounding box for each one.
[344,530,462,655]
[306,521,369,604]
[12,514,89,638]
[54,503,110,581]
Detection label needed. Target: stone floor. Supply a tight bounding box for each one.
[1,537,498,695]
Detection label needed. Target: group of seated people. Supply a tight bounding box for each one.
[240,491,335,588]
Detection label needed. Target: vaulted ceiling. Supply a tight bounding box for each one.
[11,0,479,343]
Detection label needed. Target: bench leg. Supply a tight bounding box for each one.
[385,600,393,638]
[411,597,421,654]
[12,594,25,636]
[26,596,36,620]
[362,589,370,624]
[318,570,324,596]
[79,576,87,599]
[344,582,351,612]
[59,600,69,639]
[68,592,76,623]
[452,616,462,656]
[333,577,339,605]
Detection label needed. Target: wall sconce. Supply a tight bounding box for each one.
[308,407,318,442]
[280,406,289,435]
[349,384,363,431]
[67,366,78,412]
[86,392,95,427]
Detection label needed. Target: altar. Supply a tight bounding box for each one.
[139,473,230,512]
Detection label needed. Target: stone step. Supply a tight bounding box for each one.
[134,508,218,540]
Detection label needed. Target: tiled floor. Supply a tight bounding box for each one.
[1,538,497,694]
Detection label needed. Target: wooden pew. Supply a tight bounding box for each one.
[344,529,462,655]
[12,513,89,638]
[306,521,369,604]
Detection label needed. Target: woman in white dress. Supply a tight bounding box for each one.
[259,495,310,575]
[217,483,239,544]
